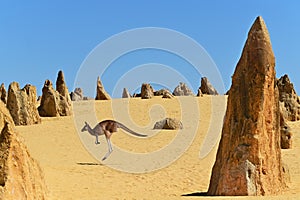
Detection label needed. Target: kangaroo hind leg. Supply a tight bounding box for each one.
[102,135,113,161]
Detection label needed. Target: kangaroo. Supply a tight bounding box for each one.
[81,120,147,161]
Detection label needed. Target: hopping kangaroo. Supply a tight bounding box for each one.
[81,120,147,161]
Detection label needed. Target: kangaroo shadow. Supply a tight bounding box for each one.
[76,162,104,166]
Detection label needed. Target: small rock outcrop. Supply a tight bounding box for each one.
[95,77,111,100]
[153,118,183,130]
[83,96,93,100]
[0,101,48,199]
[122,88,131,98]
[197,88,203,97]
[154,89,166,96]
[154,89,174,99]
[0,83,6,104]
[172,82,194,96]
[207,16,286,196]
[141,83,154,99]
[38,79,72,117]
[162,90,174,99]
[277,74,300,121]
[70,88,83,101]
[6,82,41,126]
[199,77,219,95]
[132,93,141,98]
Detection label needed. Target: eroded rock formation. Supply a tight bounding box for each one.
[95,77,111,100]
[0,101,48,199]
[196,88,203,97]
[162,90,174,99]
[173,82,194,96]
[38,79,72,117]
[153,118,183,130]
[38,80,59,117]
[141,83,154,99]
[56,70,71,101]
[70,88,83,101]
[199,77,219,95]
[0,83,6,104]
[207,16,286,196]
[154,89,174,99]
[6,82,41,125]
[277,74,300,121]
[280,111,292,149]
[122,88,131,98]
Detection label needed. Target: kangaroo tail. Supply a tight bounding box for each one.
[116,122,147,137]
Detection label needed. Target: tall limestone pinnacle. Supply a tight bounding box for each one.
[56,70,71,103]
[207,16,286,196]
[95,76,111,100]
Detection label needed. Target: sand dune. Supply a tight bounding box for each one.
[17,96,300,199]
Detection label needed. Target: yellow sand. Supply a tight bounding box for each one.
[17,96,300,199]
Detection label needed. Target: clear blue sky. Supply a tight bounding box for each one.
[1,1,299,97]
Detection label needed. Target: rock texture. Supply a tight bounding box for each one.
[38,79,72,117]
[56,70,72,107]
[197,88,203,97]
[277,74,300,121]
[280,111,292,149]
[0,101,48,199]
[6,82,41,126]
[56,71,70,100]
[95,77,111,100]
[0,84,6,104]
[153,118,183,130]
[173,82,194,96]
[199,77,219,95]
[141,83,154,99]
[122,88,131,98]
[154,89,174,99]
[154,89,166,96]
[162,90,174,99]
[38,80,59,117]
[70,88,83,101]
[207,16,286,196]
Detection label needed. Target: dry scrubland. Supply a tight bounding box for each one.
[14,96,300,199]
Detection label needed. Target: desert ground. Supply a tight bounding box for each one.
[16,96,300,199]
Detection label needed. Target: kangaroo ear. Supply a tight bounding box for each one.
[85,121,88,125]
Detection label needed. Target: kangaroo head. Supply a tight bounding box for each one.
[81,122,89,132]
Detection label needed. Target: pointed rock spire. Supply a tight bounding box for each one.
[122,88,131,98]
[207,16,286,196]
[56,70,71,104]
[199,77,218,95]
[56,70,66,95]
[95,77,111,100]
